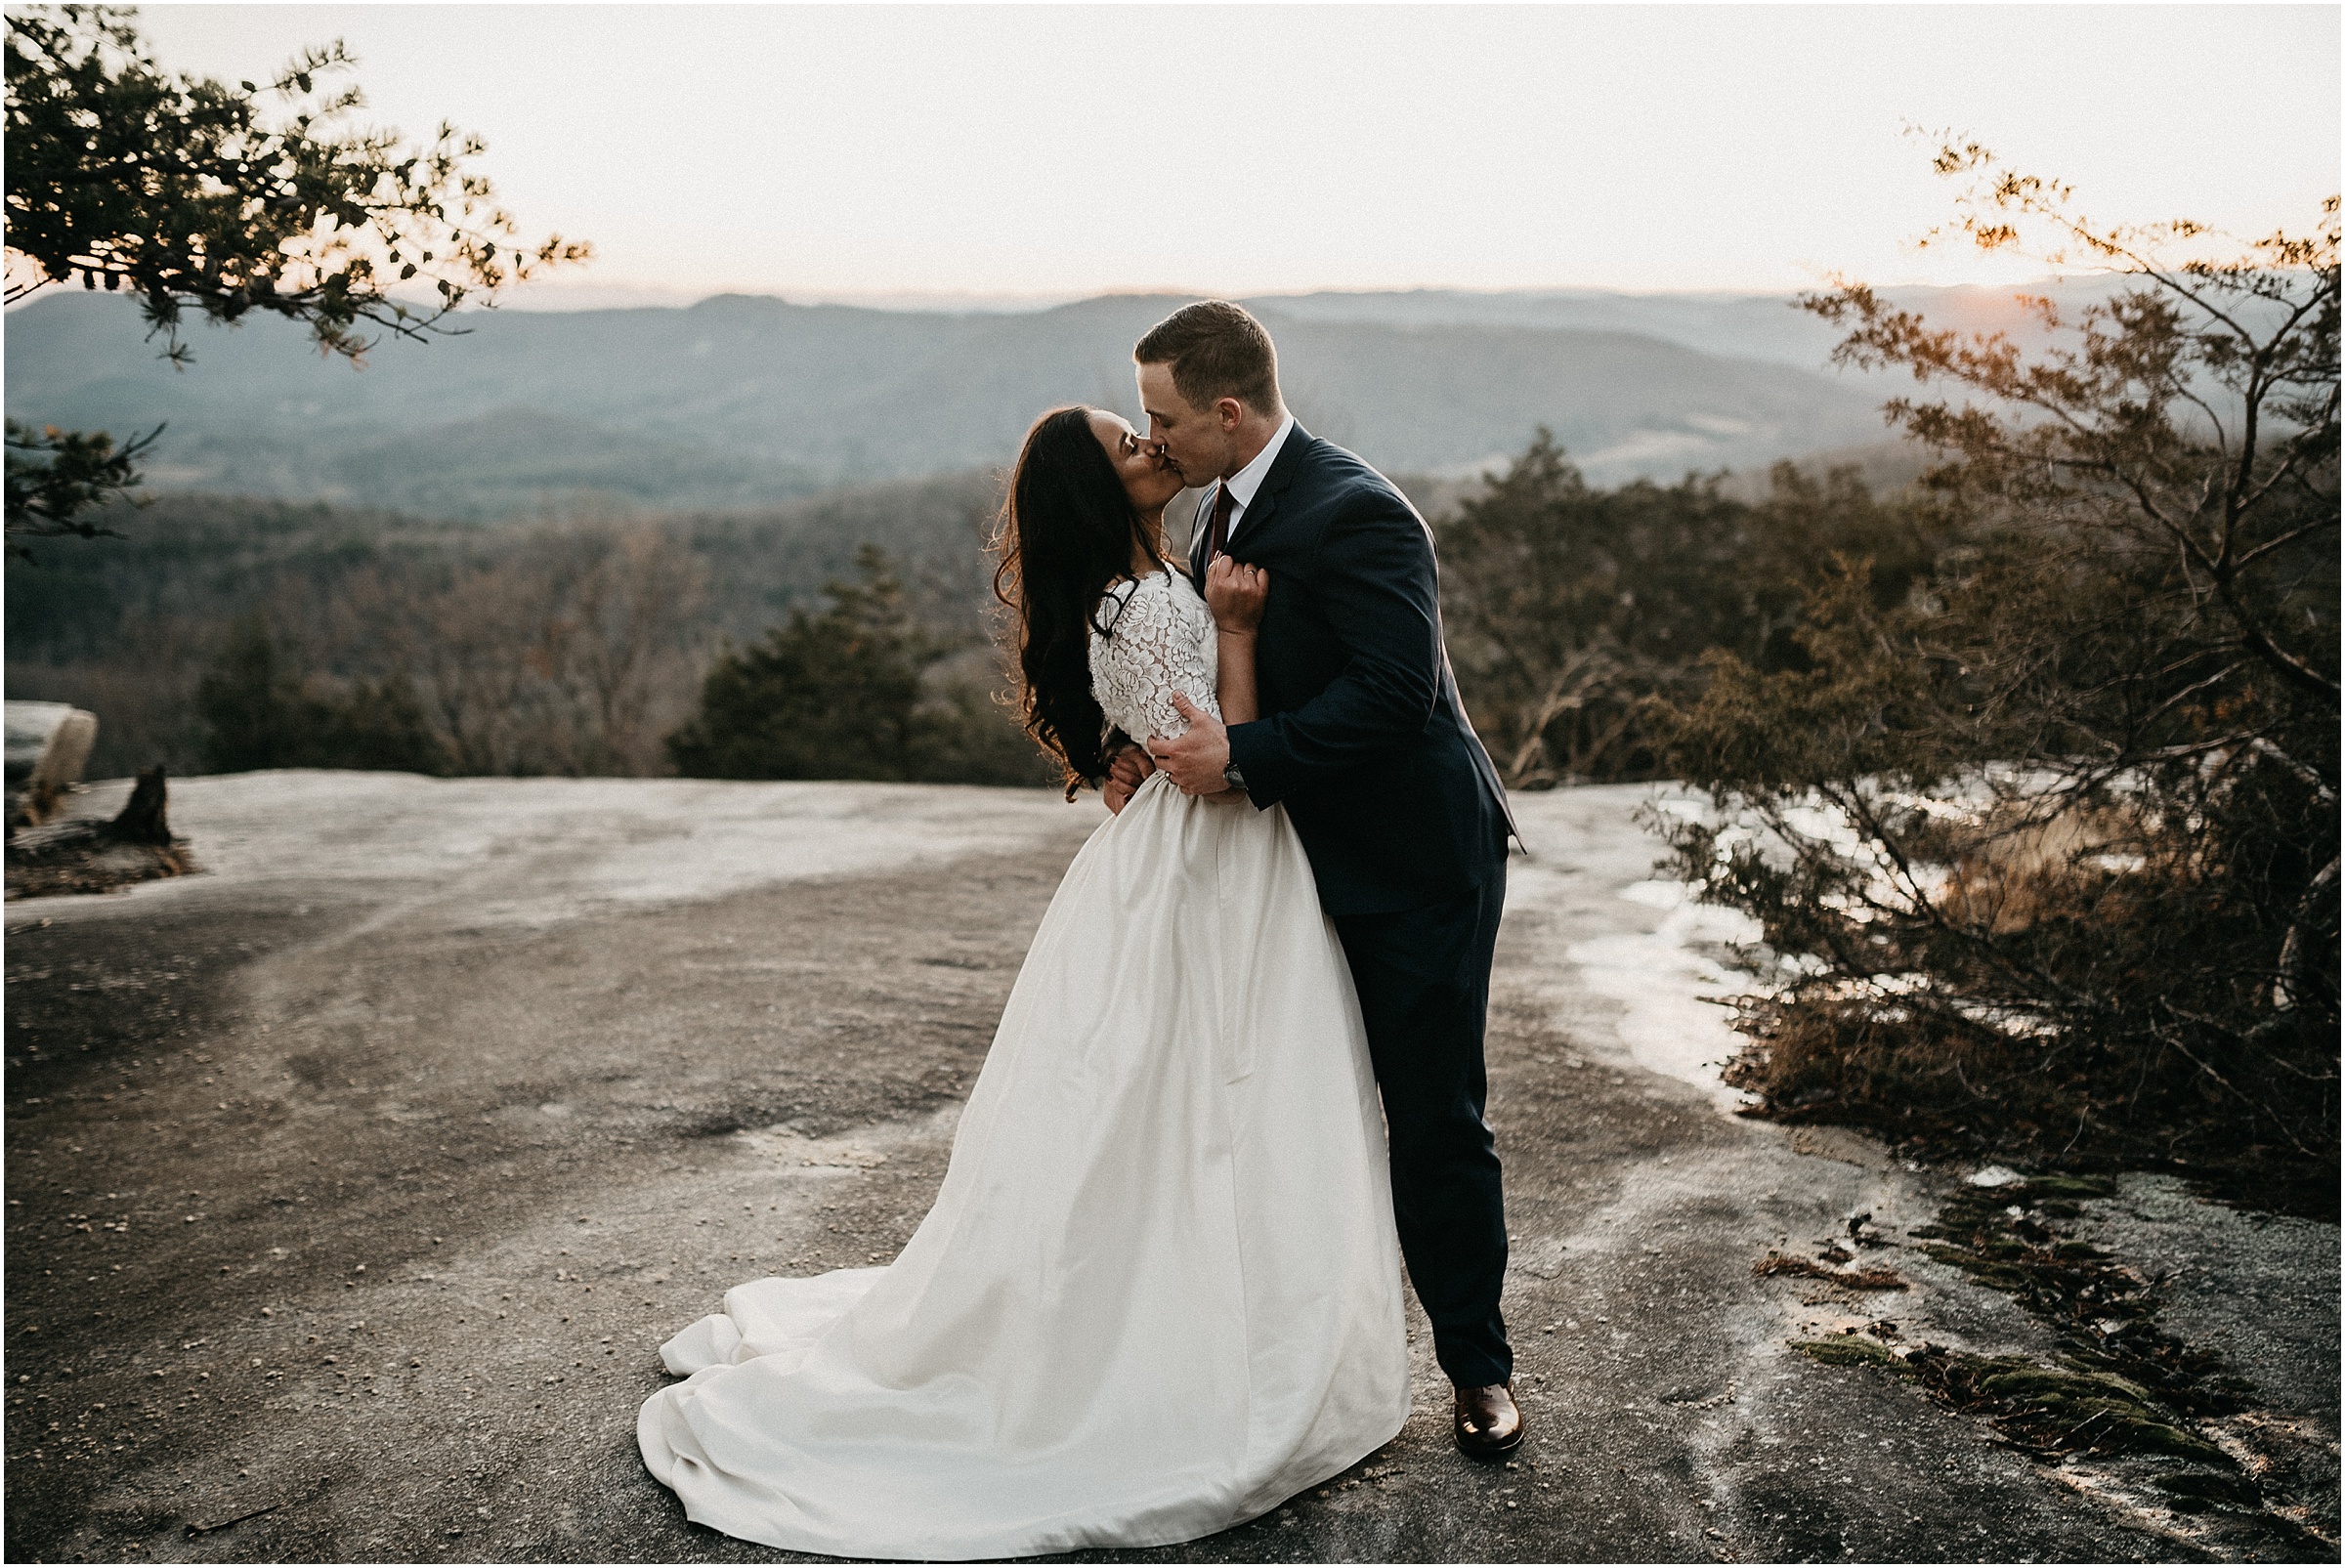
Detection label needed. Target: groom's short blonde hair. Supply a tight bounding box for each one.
[1134,301,1281,416]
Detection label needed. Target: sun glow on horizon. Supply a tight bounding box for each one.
[70,5,2345,303]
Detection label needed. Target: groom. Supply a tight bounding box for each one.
[1109,301,1526,1458]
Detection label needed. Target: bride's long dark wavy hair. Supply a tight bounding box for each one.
[993,405,1172,799]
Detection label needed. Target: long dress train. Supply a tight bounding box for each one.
[635,569,1410,1559]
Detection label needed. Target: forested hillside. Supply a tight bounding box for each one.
[5,440,1920,790]
[5,473,1012,779]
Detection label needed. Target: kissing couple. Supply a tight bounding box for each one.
[637,301,1525,1559]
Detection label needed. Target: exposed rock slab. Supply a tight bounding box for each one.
[4,774,2331,1562]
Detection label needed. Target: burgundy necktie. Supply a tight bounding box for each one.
[1206,482,1236,562]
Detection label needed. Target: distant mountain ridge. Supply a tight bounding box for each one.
[0,284,2058,519]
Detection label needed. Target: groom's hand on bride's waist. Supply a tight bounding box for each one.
[1148,695,1236,798]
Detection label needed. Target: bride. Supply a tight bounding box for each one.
[635,404,1412,1559]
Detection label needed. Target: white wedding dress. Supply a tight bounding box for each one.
[635,569,1412,1559]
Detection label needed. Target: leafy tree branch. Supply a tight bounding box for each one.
[4,416,156,555]
[5,3,590,365]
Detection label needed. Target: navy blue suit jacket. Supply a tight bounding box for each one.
[1195,424,1520,915]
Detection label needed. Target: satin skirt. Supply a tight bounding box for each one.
[634,772,1412,1559]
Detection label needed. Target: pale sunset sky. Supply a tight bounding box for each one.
[108,3,2345,305]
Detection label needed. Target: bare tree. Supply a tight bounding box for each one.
[1662,146,2337,1204]
[535,521,710,776]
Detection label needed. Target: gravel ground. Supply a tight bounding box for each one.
[6,772,2334,1562]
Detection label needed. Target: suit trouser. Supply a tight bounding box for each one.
[1331,866,1512,1389]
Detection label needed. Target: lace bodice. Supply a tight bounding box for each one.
[1088,570,1220,742]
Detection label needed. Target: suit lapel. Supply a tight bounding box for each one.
[1188,423,1314,579]
[1223,422,1312,557]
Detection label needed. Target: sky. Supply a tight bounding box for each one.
[95,3,2345,305]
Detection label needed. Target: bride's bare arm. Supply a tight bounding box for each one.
[1204,556,1269,725]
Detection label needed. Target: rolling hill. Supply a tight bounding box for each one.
[5,289,1903,517]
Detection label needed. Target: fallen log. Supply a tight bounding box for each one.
[4,700,99,826]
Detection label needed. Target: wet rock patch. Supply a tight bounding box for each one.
[1778,1172,2334,1557]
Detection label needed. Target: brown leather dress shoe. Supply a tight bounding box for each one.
[1453,1381,1523,1458]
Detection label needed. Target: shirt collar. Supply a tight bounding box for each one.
[1221,412,1296,514]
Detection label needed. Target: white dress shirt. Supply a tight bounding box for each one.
[1215,412,1296,544]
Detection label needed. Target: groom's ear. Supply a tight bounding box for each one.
[1214,396,1246,432]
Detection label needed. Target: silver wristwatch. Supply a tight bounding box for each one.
[1221,761,1248,792]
